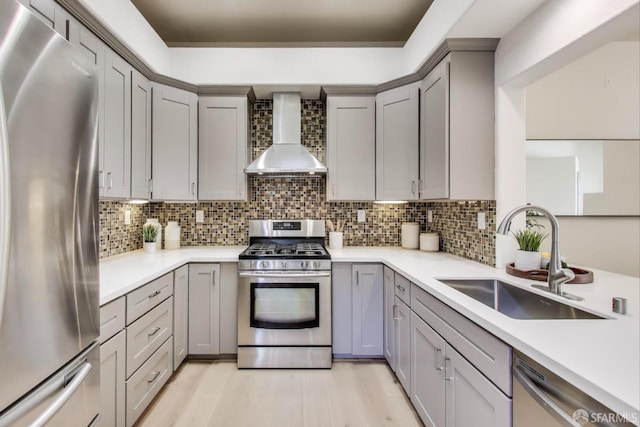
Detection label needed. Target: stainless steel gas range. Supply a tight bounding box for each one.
[237,220,332,368]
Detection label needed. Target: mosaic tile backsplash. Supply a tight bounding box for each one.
[99,99,496,266]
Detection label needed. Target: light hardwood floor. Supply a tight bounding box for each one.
[136,360,423,427]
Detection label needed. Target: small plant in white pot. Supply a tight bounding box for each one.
[512,220,547,271]
[141,224,159,253]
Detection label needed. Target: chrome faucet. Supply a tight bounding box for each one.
[497,204,581,301]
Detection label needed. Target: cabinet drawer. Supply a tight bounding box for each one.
[394,273,411,305]
[411,284,512,396]
[100,297,126,343]
[126,297,173,377]
[126,272,173,325]
[125,337,173,427]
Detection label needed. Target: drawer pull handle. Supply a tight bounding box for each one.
[148,327,161,337]
[392,305,400,320]
[435,348,444,371]
[148,290,161,299]
[147,371,160,384]
[444,357,453,381]
[396,284,406,292]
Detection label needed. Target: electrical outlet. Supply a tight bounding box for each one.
[196,210,204,223]
[477,212,486,230]
[124,210,131,225]
[427,210,433,223]
[357,209,366,223]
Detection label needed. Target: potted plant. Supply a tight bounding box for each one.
[141,223,159,253]
[512,219,547,270]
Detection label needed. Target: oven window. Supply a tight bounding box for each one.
[250,283,320,329]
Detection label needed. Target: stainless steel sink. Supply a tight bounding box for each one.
[437,279,604,320]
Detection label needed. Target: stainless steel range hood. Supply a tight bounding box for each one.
[245,92,327,175]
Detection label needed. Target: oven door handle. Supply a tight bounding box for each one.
[239,271,331,278]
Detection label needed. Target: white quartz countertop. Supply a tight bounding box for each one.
[100,246,640,421]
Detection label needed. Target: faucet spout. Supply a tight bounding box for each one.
[498,204,579,299]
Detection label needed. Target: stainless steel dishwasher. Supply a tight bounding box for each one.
[513,351,637,426]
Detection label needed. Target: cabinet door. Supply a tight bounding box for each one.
[331,263,353,356]
[173,265,189,369]
[411,311,446,427]
[130,70,152,199]
[102,49,132,198]
[445,344,511,427]
[152,84,198,201]
[395,297,411,394]
[188,264,220,354]
[420,58,450,200]
[19,0,55,27]
[326,96,375,201]
[100,330,126,427]
[376,83,420,201]
[352,264,383,356]
[198,96,248,200]
[383,266,396,370]
[219,263,238,354]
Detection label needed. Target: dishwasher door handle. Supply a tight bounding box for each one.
[513,366,581,427]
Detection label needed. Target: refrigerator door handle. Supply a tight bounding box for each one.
[0,83,11,330]
[30,362,93,427]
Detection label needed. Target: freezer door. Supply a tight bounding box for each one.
[0,0,100,413]
[0,342,100,427]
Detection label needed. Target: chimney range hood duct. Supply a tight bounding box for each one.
[244,92,327,175]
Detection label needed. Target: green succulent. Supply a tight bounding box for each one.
[512,218,547,252]
[141,223,158,243]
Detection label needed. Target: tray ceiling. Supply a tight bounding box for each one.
[131,0,434,47]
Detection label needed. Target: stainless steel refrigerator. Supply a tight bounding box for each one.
[0,0,100,425]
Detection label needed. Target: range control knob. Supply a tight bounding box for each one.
[260,261,269,269]
[281,261,288,269]
[301,261,309,269]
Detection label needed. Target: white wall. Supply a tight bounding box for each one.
[495,0,640,276]
[526,41,640,140]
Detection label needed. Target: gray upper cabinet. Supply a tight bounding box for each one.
[420,51,495,200]
[198,96,248,201]
[152,84,198,201]
[130,70,152,199]
[376,82,420,201]
[351,264,383,356]
[326,95,376,201]
[102,48,132,199]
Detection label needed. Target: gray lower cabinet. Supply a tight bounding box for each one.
[411,311,446,427]
[395,297,411,394]
[445,344,511,427]
[173,265,189,369]
[188,263,221,354]
[332,263,383,357]
[219,263,238,354]
[151,84,198,201]
[125,337,173,427]
[383,266,395,369]
[352,264,383,356]
[99,330,126,427]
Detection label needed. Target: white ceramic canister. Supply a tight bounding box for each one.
[165,221,181,250]
[144,219,162,250]
[329,232,343,249]
[420,233,439,252]
[401,222,420,249]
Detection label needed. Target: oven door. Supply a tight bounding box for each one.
[238,271,331,347]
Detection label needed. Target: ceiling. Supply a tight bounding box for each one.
[130,0,434,47]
